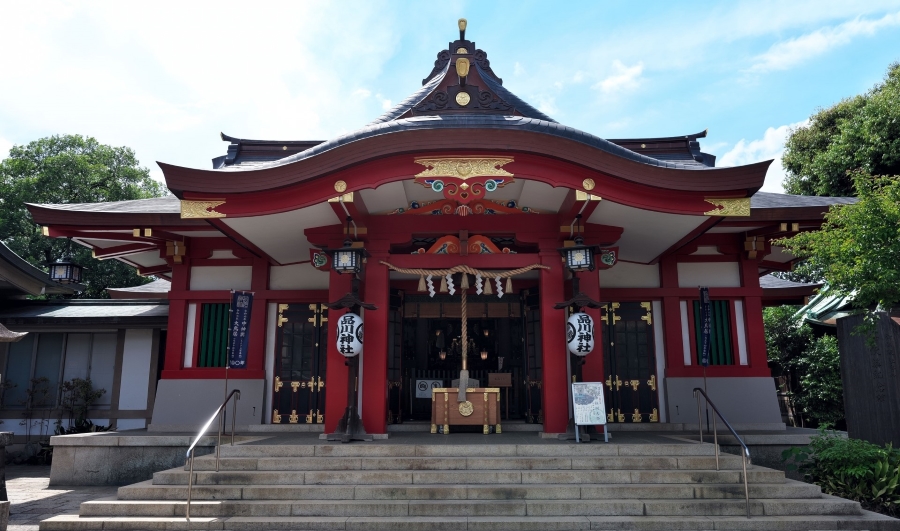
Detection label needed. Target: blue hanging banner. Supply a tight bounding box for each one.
[228,291,253,369]
[699,287,711,367]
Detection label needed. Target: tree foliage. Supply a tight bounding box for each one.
[777,174,900,313]
[783,62,900,197]
[763,306,843,428]
[0,135,167,298]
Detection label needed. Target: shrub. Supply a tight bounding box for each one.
[784,429,900,516]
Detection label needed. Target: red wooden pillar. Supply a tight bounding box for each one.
[579,270,604,383]
[538,242,568,434]
[659,255,684,373]
[324,271,352,433]
[740,256,768,370]
[163,260,190,372]
[361,244,390,434]
[246,257,269,372]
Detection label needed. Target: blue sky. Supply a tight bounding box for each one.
[1,1,899,193]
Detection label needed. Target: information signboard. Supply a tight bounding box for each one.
[572,382,609,443]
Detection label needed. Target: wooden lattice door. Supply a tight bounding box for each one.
[271,303,328,424]
[601,302,660,423]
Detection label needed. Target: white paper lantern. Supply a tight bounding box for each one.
[566,312,595,356]
[336,312,364,357]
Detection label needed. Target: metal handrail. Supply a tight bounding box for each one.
[693,387,752,519]
[184,389,240,520]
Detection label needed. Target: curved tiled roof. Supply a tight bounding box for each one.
[28,195,180,213]
[751,192,857,209]
[217,114,716,173]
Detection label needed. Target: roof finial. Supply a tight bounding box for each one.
[458,18,467,40]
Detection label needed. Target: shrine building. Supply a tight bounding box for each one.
[25,21,842,436]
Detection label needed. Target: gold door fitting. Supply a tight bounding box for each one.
[289,410,299,424]
[317,376,325,391]
[304,410,313,424]
[640,302,652,325]
[629,379,640,390]
[647,375,657,391]
[316,409,323,424]
[272,409,282,423]
[616,409,625,423]
[274,376,283,392]
[650,408,659,422]
[291,381,301,393]
[632,409,643,422]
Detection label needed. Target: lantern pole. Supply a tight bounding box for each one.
[324,272,376,443]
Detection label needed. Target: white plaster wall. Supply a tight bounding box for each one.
[190,266,252,290]
[183,304,197,368]
[652,300,667,422]
[677,262,741,288]
[115,419,147,431]
[264,302,277,424]
[735,300,749,365]
[269,264,329,290]
[680,300,692,366]
[598,262,660,288]
[118,329,153,410]
[91,334,118,406]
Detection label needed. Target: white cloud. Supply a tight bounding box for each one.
[718,121,809,193]
[749,11,900,73]
[375,94,393,111]
[0,137,12,161]
[514,62,526,76]
[593,60,644,94]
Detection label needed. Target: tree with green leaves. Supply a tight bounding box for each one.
[763,305,843,428]
[0,134,167,298]
[778,173,900,313]
[783,62,900,197]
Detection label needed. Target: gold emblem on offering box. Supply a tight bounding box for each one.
[459,400,474,417]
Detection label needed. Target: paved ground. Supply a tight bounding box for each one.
[6,465,117,531]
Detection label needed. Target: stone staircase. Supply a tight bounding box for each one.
[41,439,900,530]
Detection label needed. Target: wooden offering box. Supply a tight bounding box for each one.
[431,388,501,434]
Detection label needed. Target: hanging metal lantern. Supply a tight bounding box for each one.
[336,312,364,357]
[558,237,600,273]
[566,311,595,356]
[48,256,83,284]
[332,240,364,275]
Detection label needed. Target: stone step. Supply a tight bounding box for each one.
[186,454,745,471]
[79,497,861,518]
[40,513,900,531]
[215,442,718,459]
[152,467,785,486]
[118,481,820,501]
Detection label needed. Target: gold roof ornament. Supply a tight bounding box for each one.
[456,58,470,78]
[704,197,751,217]
[180,200,226,219]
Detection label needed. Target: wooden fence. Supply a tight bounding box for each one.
[837,312,900,446]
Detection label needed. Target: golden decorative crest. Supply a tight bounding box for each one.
[459,401,474,417]
[334,180,347,193]
[456,92,471,106]
[704,197,751,217]
[180,200,225,219]
[414,157,514,179]
[582,178,596,191]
